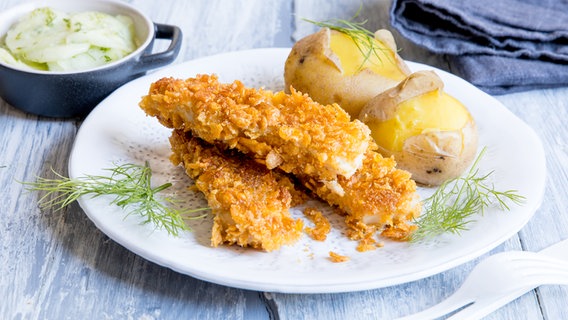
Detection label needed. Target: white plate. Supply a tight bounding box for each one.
[69,48,546,293]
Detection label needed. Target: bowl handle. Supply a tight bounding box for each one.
[133,23,182,73]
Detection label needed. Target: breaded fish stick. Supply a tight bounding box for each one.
[140,74,372,187]
[169,129,304,251]
[299,144,421,242]
[142,75,420,243]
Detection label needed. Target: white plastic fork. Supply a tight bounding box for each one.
[397,238,568,320]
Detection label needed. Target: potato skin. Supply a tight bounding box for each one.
[284,28,410,118]
[359,71,444,122]
[379,121,478,186]
[360,71,479,186]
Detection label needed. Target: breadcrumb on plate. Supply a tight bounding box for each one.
[303,207,331,241]
[356,235,378,252]
[329,251,350,263]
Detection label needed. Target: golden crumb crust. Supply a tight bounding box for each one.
[300,144,420,241]
[139,74,372,183]
[140,74,421,248]
[169,129,304,251]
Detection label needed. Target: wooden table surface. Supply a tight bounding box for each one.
[1,0,567,319]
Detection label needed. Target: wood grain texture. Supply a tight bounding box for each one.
[129,0,294,60]
[1,0,567,319]
[0,0,282,319]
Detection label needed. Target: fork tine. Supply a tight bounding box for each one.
[447,267,568,319]
[396,250,568,320]
[448,276,568,320]
[446,288,532,320]
[504,251,568,267]
[395,255,513,320]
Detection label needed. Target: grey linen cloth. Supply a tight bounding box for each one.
[390,0,568,94]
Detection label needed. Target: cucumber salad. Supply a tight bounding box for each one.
[0,7,139,71]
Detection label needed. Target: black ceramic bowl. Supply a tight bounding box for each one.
[0,0,182,118]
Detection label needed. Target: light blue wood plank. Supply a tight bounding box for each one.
[1,0,567,319]
[268,1,568,320]
[0,0,288,319]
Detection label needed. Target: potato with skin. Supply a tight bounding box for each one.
[359,71,478,186]
[284,27,411,118]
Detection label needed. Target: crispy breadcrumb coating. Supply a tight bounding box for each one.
[139,74,372,187]
[299,144,421,242]
[169,129,304,251]
[140,74,420,245]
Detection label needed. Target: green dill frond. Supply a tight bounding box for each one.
[303,6,391,70]
[21,161,209,237]
[411,148,525,242]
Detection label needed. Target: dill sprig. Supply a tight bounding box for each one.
[303,6,390,69]
[22,161,208,236]
[411,148,525,242]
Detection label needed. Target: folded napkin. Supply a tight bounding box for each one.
[390,0,568,94]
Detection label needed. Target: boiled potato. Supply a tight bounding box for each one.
[359,70,478,186]
[284,27,411,118]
